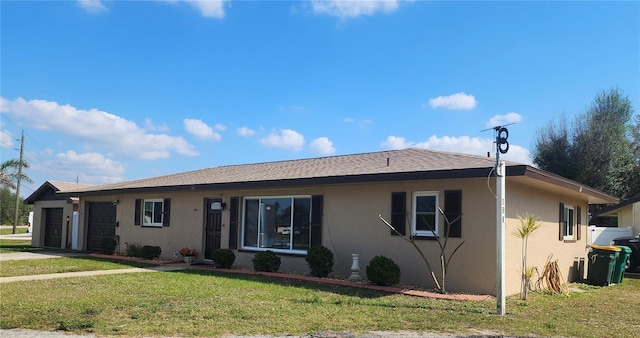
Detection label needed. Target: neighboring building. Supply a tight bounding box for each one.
[25,181,92,249]
[57,148,617,295]
[593,196,640,237]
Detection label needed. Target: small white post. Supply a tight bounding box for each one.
[496,161,506,315]
[348,253,362,282]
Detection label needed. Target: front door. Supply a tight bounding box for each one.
[204,199,223,260]
[44,208,63,248]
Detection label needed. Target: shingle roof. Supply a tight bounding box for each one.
[58,148,618,204]
[24,181,94,204]
[64,148,509,193]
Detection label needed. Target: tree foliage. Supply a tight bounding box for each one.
[532,87,639,201]
[0,187,31,226]
[0,159,33,189]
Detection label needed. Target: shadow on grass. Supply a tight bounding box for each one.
[168,268,398,300]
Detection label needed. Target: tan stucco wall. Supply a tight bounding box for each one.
[31,200,76,249]
[76,177,592,296]
[618,202,640,236]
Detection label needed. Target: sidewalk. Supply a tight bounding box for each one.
[0,265,184,284]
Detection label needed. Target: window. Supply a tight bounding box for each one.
[563,205,575,239]
[412,192,439,237]
[144,199,164,227]
[134,198,170,227]
[242,196,312,253]
[559,203,581,241]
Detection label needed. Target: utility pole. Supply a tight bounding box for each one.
[493,126,509,316]
[12,130,25,235]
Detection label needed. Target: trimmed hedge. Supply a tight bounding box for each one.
[252,250,281,272]
[366,255,401,286]
[98,237,117,255]
[305,245,334,278]
[212,248,236,269]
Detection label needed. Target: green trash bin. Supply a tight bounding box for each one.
[587,245,620,286]
[612,246,632,284]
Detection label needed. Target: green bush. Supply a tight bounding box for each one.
[98,237,117,255]
[140,246,162,260]
[366,255,401,286]
[125,242,142,258]
[305,245,334,277]
[252,250,281,272]
[212,248,236,269]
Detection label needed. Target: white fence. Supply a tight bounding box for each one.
[587,225,633,246]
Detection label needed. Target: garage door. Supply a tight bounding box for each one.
[86,202,117,252]
[44,208,63,248]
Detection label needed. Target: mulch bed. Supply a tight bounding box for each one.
[89,253,493,301]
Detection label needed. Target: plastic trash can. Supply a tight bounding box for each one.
[612,246,632,284]
[587,245,620,286]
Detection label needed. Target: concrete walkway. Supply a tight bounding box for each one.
[0,251,186,284]
[0,265,185,284]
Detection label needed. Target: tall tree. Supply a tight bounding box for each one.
[532,87,638,201]
[0,159,33,189]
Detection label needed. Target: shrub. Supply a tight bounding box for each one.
[252,250,281,272]
[212,248,236,269]
[140,246,162,260]
[98,237,117,255]
[305,245,334,277]
[366,255,401,286]
[125,242,143,258]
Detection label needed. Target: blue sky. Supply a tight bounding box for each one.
[1,0,639,197]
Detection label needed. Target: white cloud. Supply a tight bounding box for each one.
[184,118,222,141]
[0,128,14,149]
[214,123,227,131]
[486,112,523,128]
[343,117,355,123]
[161,0,228,18]
[310,137,336,155]
[237,126,256,137]
[311,0,401,18]
[428,92,478,110]
[1,97,198,160]
[77,0,108,14]
[381,134,532,165]
[144,118,170,132]
[53,150,125,184]
[259,129,305,151]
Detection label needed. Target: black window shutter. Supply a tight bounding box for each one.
[228,197,239,249]
[558,203,565,241]
[576,205,582,240]
[310,195,323,247]
[390,192,406,236]
[162,198,171,226]
[134,199,141,225]
[444,190,462,238]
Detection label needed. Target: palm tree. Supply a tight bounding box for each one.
[1,159,33,189]
[513,213,543,300]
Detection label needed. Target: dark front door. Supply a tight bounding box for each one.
[44,208,63,248]
[86,202,117,252]
[205,199,223,259]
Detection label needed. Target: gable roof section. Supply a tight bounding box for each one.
[60,148,618,204]
[25,181,93,204]
[593,195,640,217]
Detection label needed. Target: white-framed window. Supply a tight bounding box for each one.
[242,196,311,253]
[563,205,575,239]
[412,191,439,237]
[144,199,164,227]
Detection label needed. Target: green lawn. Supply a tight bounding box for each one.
[0,257,156,277]
[0,239,41,254]
[1,267,638,337]
[0,227,28,235]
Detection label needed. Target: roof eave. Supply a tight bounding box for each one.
[522,166,619,204]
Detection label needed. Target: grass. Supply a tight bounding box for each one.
[0,257,156,277]
[0,227,28,235]
[1,266,638,337]
[0,239,44,253]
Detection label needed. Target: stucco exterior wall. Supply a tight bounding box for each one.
[618,202,640,236]
[76,176,592,296]
[31,200,76,249]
